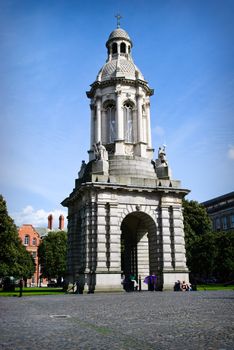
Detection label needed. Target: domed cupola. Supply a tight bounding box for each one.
[87,23,154,162]
[106,27,133,56]
[96,27,145,82]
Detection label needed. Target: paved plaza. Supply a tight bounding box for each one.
[0,290,233,349]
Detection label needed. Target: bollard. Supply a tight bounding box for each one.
[138,275,142,292]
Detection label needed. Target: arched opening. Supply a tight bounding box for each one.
[120,211,162,289]
[104,102,116,143]
[112,42,117,54]
[120,42,126,53]
[123,102,134,142]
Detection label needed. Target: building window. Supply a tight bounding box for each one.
[33,238,37,246]
[32,252,37,259]
[112,42,117,54]
[120,42,126,53]
[215,217,221,230]
[106,104,116,143]
[24,235,29,246]
[222,216,227,230]
[230,214,234,228]
[124,103,133,142]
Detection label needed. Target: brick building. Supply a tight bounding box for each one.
[18,224,41,286]
[18,214,65,286]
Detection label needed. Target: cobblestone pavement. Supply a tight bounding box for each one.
[0,290,233,350]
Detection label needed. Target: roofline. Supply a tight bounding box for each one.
[201,191,234,206]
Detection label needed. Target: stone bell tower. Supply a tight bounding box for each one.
[62,23,189,292]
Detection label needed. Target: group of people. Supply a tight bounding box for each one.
[174,280,193,292]
[122,274,139,292]
[122,272,159,292]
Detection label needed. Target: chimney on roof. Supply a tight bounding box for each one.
[59,214,64,230]
[48,214,53,230]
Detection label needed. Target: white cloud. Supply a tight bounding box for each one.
[12,206,67,229]
[228,145,234,160]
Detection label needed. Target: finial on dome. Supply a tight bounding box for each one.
[115,14,122,28]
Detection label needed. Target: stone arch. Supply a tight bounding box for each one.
[118,204,156,227]
[103,99,116,109]
[122,99,135,108]
[120,42,126,53]
[112,42,117,54]
[120,209,162,289]
[102,100,116,143]
[122,101,134,143]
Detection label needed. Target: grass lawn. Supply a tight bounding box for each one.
[0,287,65,297]
[196,284,234,291]
[0,285,233,296]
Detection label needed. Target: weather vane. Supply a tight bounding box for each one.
[115,14,122,28]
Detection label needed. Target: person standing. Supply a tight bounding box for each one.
[149,272,157,291]
[19,278,23,297]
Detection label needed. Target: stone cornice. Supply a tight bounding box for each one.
[61,181,190,207]
[86,78,154,99]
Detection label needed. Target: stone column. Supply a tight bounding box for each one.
[95,202,108,271]
[116,89,123,139]
[67,212,76,282]
[145,101,152,148]
[108,203,121,272]
[160,205,173,271]
[137,93,143,143]
[132,108,137,143]
[171,206,188,270]
[82,201,97,293]
[84,202,94,273]
[137,230,149,290]
[115,88,124,155]
[96,97,101,143]
[93,201,121,291]
[90,103,95,149]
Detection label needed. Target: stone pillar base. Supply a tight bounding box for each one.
[134,142,147,157]
[162,270,190,290]
[84,273,123,292]
[115,140,125,155]
[92,160,109,175]
[95,273,123,292]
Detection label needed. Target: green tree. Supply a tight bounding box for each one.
[183,199,217,277]
[214,230,234,281]
[0,195,35,278]
[38,230,67,281]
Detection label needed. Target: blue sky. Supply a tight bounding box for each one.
[0,0,233,227]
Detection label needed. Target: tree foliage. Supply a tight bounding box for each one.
[38,230,67,280]
[214,230,234,280]
[183,199,234,280]
[0,195,35,278]
[183,199,215,276]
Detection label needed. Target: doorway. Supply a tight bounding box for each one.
[120,211,160,284]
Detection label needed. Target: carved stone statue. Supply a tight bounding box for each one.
[155,144,172,179]
[93,141,108,161]
[158,145,168,167]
